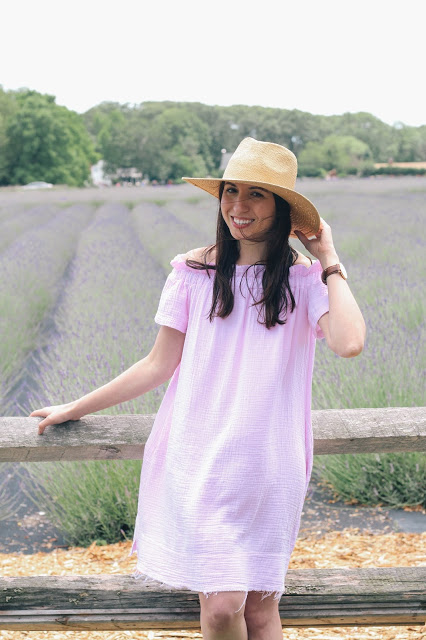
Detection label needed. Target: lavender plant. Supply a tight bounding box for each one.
[305,186,425,505]
[165,196,217,240]
[0,204,94,407]
[314,452,425,508]
[0,204,59,254]
[20,202,166,416]
[17,459,141,546]
[131,202,208,272]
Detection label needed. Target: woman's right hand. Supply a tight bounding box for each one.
[30,402,82,435]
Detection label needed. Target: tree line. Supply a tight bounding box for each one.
[1,86,425,186]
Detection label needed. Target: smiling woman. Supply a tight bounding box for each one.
[30,137,366,640]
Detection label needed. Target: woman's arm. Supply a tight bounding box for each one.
[31,325,185,434]
[295,218,366,358]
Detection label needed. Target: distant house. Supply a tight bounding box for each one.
[91,160,112,187]
[219,152,233,171]
[90,161,144,186]
[114,167,143,184]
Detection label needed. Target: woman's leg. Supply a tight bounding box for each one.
[198,591,248,640]
[244,591,283,640]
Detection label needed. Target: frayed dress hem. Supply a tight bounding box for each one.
[130,562,284,614]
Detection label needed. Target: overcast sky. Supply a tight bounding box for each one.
[2,0,424,127]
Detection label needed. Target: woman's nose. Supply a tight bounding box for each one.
[232,196,250,214]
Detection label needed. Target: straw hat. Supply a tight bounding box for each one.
[183,137,320,238]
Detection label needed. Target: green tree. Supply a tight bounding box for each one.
[82,99,426,179]
[0,86,19,184]
[83,102,141,173]
[299,135,372,175]
[4,91,98,186]
[390,124,426,162]
[140,107,213,181]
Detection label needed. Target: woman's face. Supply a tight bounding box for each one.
[220,182,276,241]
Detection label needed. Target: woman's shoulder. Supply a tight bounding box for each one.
[170,247,215,270]
[290,252,323,282]
[185,246,215,262]
[292,251,312,268]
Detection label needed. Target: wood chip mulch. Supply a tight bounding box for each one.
[1,529,424,640]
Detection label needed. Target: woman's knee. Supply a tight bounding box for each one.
[244,591,280,631]
[199,591,246,631]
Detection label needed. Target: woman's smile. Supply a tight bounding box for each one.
[231,216,255,228]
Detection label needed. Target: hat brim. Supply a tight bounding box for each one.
[182,177,320,239]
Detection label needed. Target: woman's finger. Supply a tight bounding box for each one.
[294,229,308,245]
[38,420,47,435]
[30,409,48,417]
[38,417,54,435]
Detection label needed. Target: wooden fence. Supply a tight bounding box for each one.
[0,406,425,630]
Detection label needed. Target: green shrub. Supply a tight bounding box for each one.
[17,460,141,546]
[313,452,425,509]
[362,166,426,177]
[344,166,358,176]
[298,166,327,178]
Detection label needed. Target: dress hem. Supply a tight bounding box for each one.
[130,563,284,614]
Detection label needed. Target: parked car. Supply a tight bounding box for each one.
[22,181,53,190]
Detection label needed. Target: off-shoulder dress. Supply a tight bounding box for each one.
[129,253,329,610]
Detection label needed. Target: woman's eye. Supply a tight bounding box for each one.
[226,187,237,194]
[251,191,263,198]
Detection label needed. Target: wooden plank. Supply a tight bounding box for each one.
[0,567,425,629]
[313,407,426,454]
[1,407,425,462]
[0,612,422,630]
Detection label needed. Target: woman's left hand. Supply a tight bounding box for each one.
[294,217,338,264]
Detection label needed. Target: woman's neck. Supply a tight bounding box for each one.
[236,241,268,266]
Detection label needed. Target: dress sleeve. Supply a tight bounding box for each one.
[307,262,329,340]
[154,267,189,334]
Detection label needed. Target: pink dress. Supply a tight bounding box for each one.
[129,253,329,611]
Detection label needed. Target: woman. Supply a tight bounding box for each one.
[32,138,365,640]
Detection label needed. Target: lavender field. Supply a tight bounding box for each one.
[1,177,424,416]
[1,177,424,525]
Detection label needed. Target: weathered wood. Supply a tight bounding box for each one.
[0,568,424,629]
[1,406,425,462]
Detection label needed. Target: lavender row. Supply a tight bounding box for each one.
[310,189,425,410]
[0,203,28,223]
[164,196,217,240]
[20,203,167,417]
[0,204,94,411]
[0,204,59,254]
[131,202,208,272]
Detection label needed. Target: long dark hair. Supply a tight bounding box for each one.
[186,182,298,329]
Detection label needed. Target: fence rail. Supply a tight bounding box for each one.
[1,406,425,462]
[1,407,425,630]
